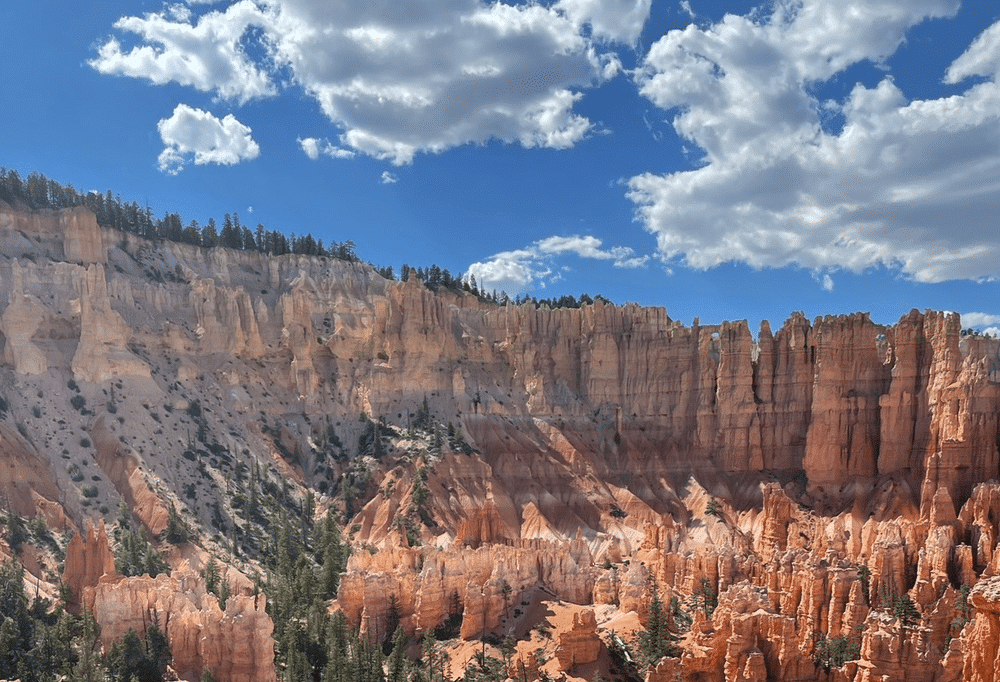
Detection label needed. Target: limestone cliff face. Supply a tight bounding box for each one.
[3,205,997,511]
[1,260,49,374]
[802,314,890,486]
[72,262,151,383]
[2,204,1000,682]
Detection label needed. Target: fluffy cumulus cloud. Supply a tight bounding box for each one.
[157,104,260,174]
[554,0,652,43]
[90,1,275,104]
[628,0,1000,284]
[961,312,1000,329]
[92,0,649,165]
[467,234,649,295]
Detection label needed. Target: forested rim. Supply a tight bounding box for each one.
[0,166,613,311]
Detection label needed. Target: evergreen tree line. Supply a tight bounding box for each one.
[0,167,614,311]
[513,292,612,309]
[0,168,359,260]
[393,264,609,310]
[396,264,493,301]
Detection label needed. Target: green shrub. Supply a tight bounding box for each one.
[706,498,723,517]
[68,464,84,482]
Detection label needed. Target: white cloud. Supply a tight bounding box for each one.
[537,235,609,258]
[555,0,652,43]
[157,104,260,174]
[945,20,1000,82]
[298,137,355,160]
[90,0,275,104]
[809,271,835,291]
[467,249,541,295]
[93,0,650,165]
[961,312,1000,328]
[380,171,398,184]
[609,246,650,268]
[629,2,1000,284]
[166,4,193,22]
[533,235,650,267]
[467,234,649,294]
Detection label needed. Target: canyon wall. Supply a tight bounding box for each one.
[1,204,999,682]
[2,203,997,512]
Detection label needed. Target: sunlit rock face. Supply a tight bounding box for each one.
[62,522,277,682]
[2,202,999,682]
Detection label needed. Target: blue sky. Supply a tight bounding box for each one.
[2,0,999,333]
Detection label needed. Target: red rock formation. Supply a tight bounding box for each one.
[62,519,119,606]
[803,314,891,487]
[88,571,276,682]
[758,483,795,560]
[62,518,276,682]
[964,576,1000,682]
[554,609,601,668]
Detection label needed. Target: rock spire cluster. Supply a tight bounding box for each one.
[0,202,998,681]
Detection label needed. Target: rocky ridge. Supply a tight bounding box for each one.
[0,203,999,681]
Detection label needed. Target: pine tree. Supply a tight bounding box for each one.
[0,617,20,680]
[422,630,447,682]
[72,610,102,682]
[322,611,352,682]
[891,594,920,627]
[202,218,218,247]
[5,511,28,554]
[316,513,347,599]
[221,213,238,249]
[637,577,678,669]
[165,503,189,544]
[386,627,407,682]
[693,577,717,617]
[204,558,220,597]
[383,594,402,654]
[218,577,231,610]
